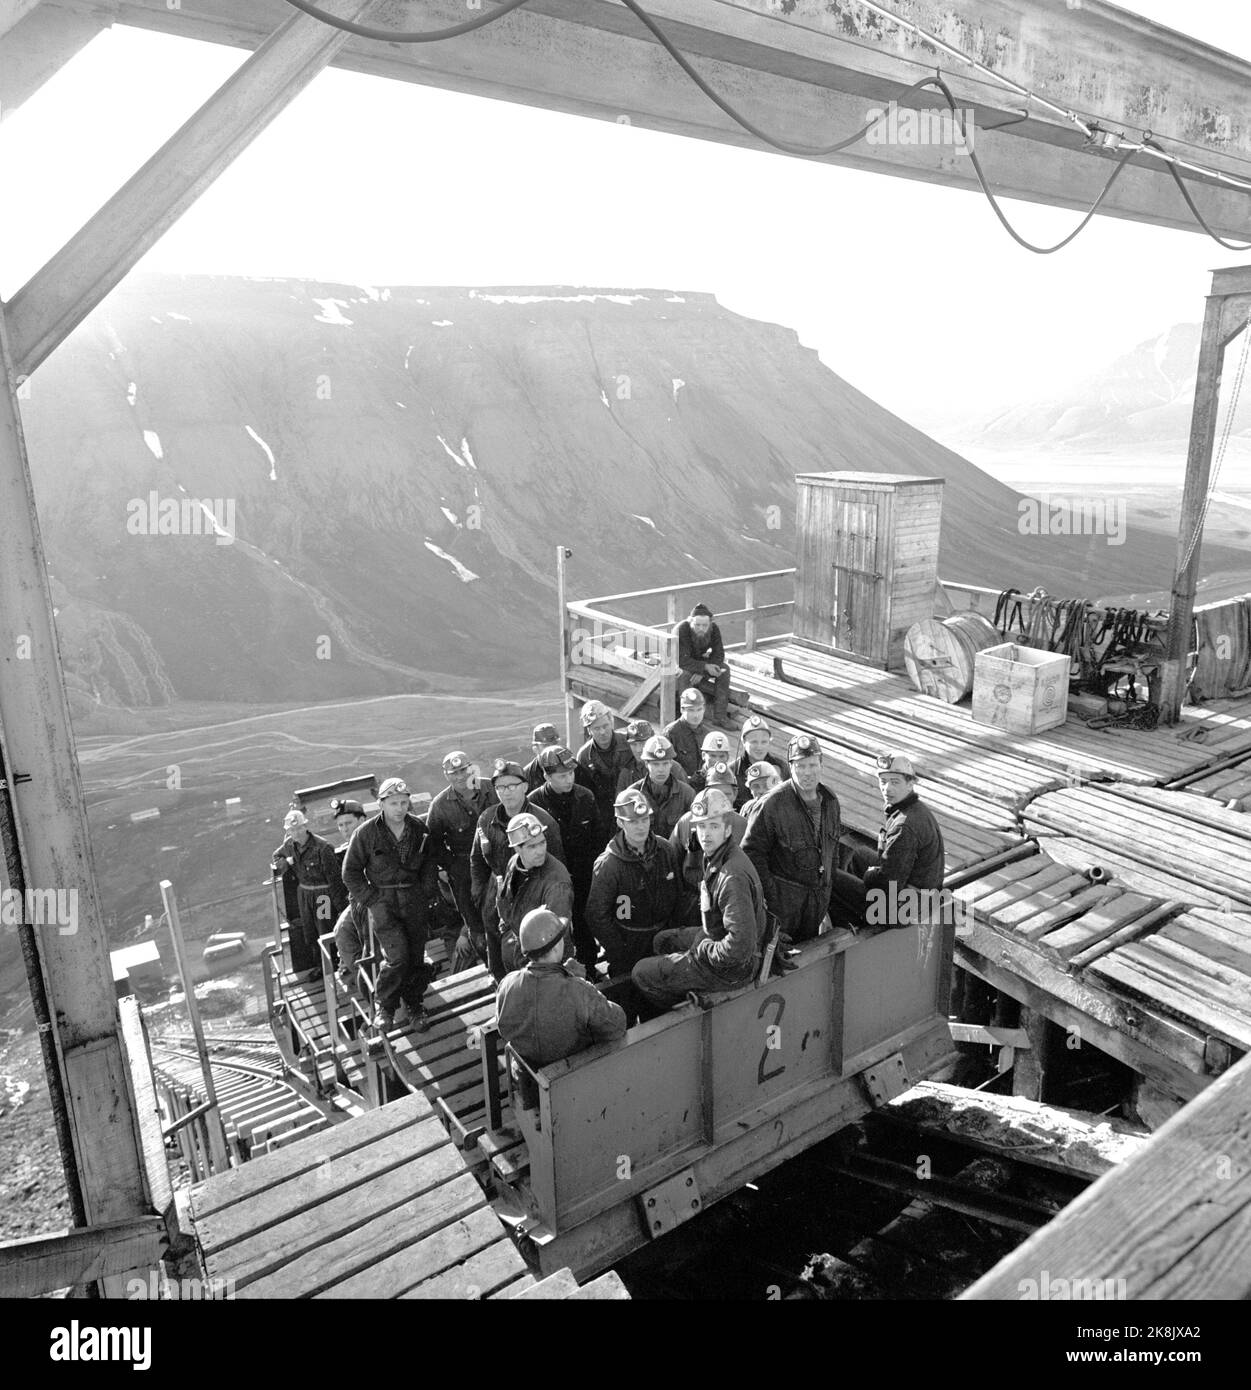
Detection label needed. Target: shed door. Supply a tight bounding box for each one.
[831,495,887,663]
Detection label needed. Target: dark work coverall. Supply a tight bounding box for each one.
[675,619,730,722]
[496,962,627,1068]
[663,715,711,781]
[829,791,946,927]
[575,733,636,853]
[527,781,602,969]
[587,830,683,1020]
[272,833,345,974]
[426,782,497,960]
[342,812,438,1015]
[469,802,565,977]
[495,852,575,980]
[742,780,842,943]
[632,838,765,1010]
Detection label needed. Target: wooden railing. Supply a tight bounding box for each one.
[561,569,795,740]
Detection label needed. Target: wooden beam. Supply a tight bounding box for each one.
[1159,276,1251,722]
[0,1217,166,1299]
[5,0,382,379]
[962,1052,1251,1298]
[0,1,111,117]
[92,0,1251,240]
[0,303,151,1246]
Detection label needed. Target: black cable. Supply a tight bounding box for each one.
[922,74,1136,254]
[620,0,937,158]
[281,0,533,44]
[1143,137,1251,251]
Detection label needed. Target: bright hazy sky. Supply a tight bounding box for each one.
[1,0,1248,425]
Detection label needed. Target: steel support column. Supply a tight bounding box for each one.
[1159,264,1251,723]
[6,0,382,380]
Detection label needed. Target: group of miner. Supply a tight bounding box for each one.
[270,602,945,1073]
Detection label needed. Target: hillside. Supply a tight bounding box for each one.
[16,274,1225,721]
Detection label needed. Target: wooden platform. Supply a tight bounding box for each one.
[734,641,1251,791]
[955,847,1251,1104]
[190,1090,534,1298]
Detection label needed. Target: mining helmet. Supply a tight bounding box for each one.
[741,714,770,737]
[701,731,732,755]
[506,813,547,848]
[875,752,917,779]
[746,760,778,784]
[580,699,610,727]
[704,761,735,789]
[531,722,560,745]
[679,687,705,708]
[624,719,654,744]
[613,790,653,823]
[329,797,365,818]
[378,777,409,800]
[690,789,733,823]
[490,758,526,784]
[442,751,470,774]
[641,735,675,763]
[518,907,567,957]
[788,734,822,762]
[283,809,309,831]
[537,745,576,773]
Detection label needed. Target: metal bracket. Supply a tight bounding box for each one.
[860,1052,910,1106]
[639,1167,702,1238]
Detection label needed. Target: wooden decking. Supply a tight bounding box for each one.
[191,1090,534,1298]
[728,641,1251,1108]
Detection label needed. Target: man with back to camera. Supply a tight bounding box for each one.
[674,601,730,725]
[742,733,842,944]
[468,760,565,974]
[270,808,346,978]
[632,789,765,1014]
[341,777,439,1032]
[664,687,711,781]
[495,908,627,1068]
[828,752,946,930]
[527,745,602,971]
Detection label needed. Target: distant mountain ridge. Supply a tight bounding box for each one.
[946,322,1251,452]
[17,274,1230,716]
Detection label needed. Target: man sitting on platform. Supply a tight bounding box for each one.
[632,789,765,1014]
[674,602,730,724]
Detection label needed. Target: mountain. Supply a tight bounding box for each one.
[18,274,1232,719]
[940,322,1251,452]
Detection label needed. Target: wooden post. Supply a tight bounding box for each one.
[1159,267,1251,723]
[269,873,286,963]
[744,579,757,653]
[159,880,230,1174]
[1012,1007,1054,1102]
[557,544,573,750]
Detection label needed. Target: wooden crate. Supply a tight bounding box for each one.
[794,472,944,672]
[973,643,1070,735]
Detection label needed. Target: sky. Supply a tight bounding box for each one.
[1,0,1249,427]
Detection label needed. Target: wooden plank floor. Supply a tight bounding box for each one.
[1024,786,1251,909]
[719,662,1029,877]
[191,1090,533,1298]
[734,642,1251,788]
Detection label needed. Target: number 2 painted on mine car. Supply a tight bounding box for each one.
[756,993,786,1086]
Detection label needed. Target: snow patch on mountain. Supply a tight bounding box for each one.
[424,542,478,583]
[245,425,277,481]
[312,298,354,327]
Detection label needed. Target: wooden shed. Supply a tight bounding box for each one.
[794,472,944,670]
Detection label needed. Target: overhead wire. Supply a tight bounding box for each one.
[282,0,1251,251]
